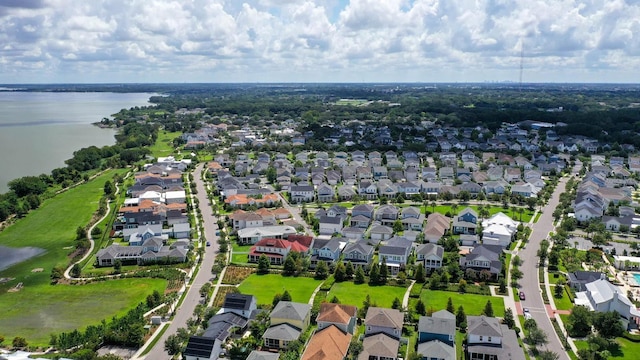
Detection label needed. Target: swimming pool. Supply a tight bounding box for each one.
[632,273,640,286]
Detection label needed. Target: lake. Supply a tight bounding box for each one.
[0,92,157,193]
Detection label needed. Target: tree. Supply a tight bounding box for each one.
[538,350,560,360]
[257,254,270,274]
[593,311,624,339]
[458,279,467,293]
[283,253,297,276]
[416,299,426,316]
[482,300,494,317]
[446,297,455,314]
[555,282,565,298]
[330,295,340,303]
[392,219,404,233]
[164,334,182,355]
[379,259,388,284]
[502,308,516,329]
[456,305,467,327]
[70,263,82,278]
[392,297,402,309]
[334,262,346,282]
[525,327,548,347]
[113,259,122,274]
[415,265,425,283]
[345,261,354,279]
[281,290,292,302]
[104,180,115,196]
[568,305,593,337]
[499,278,507,293]
[315,260,329,280]
[12,336,27,349]
[354,265,365,284]
[369,262,380,285]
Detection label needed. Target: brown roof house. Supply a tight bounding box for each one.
[358,307,403,360]
[317,303,358,334]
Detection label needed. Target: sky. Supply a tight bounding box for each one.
[1,0,640,84]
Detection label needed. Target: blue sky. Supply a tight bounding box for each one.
[1,0,640,84]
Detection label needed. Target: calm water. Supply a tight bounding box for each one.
[0,92,157,193]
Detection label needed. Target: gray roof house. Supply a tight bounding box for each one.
[342,241,374,267]
[466,316,525,360]
[568,271,606,292]
[415,243,444,272]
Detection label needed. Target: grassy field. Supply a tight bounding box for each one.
[327,282,407,309]
[0,170,167,345]
[553,293,574,311]
[149,130,181,158]
[237,274,322,305]
[418,290,506,317]
[231,252,249,264]
[0,278,167,346]
[0,170,121,292]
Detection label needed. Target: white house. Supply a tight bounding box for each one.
[575,278,640,330]
[481,213,517,248]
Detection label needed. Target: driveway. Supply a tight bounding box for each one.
[141,163,220,360]
[516,162,581,359]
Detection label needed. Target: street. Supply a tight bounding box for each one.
[141,163,220,360]
[517,161,581,359]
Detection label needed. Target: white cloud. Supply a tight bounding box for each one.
[0,0,639,83]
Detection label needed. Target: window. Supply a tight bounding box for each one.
[488,336,492,342]
[479,336,483,341]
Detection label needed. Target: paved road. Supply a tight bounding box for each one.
[517,162,581,359]
[142,163,220,360]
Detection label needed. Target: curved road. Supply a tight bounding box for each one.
[517,161,581,359]
[142,163,220,360]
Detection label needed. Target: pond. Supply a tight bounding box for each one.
[0,245,45,272]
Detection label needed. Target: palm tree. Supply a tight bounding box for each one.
[517,207,524,222]
[430,201,437,214]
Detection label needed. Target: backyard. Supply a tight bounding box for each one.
[237,274,323,305]
[416,289,506,317]
[574,337,640,359]
[327,282,408,309]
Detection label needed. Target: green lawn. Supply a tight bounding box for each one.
[553,293,574,311]
[0,170,121,291]
[232,242,252,253]
[574,337,640,359]
[418,290,505,317]
[0,278,166,346]
[237,274,322,305]
[231,252,249,264]
[149,130,181,157]
[327,282,407,309]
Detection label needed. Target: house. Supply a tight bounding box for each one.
[247,351,280,360]
[237,225,298,245]
[248,237,309,265]
[350,214,371,228]
[379,237,413,275]
[338,185,356,200]
[96,240,187,267]
[602,215,634,232]
[319,215,344,235]
[317,183,335,203]
[417,310,456,360]
[568,271,606,292]
[481,212,517,248]
[418,310,455,344]
[424,213,451,243]
[364,307,403,338]
[369,225,394,242]
[575,279,640,330]
[375,204,400,225]
[415,243,444,272]
[317,303,358,334]
[183,312,249,360]
[511,183,540,198]
[290,185,314,203]
[264,301,312,350]
[352,203,375,219]
[301,325,351,360]
[358,333,400,360]
[358,180,378,200]
[401,206,424,230]
[310,237,345,268]
[459,244,503,279]
[452,207,478,235]
[221,293,257,318]
[466,316,525,360]
[342,241,374,268]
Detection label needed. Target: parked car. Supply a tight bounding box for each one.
[206,241,211,246]
[519,292,526,300]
